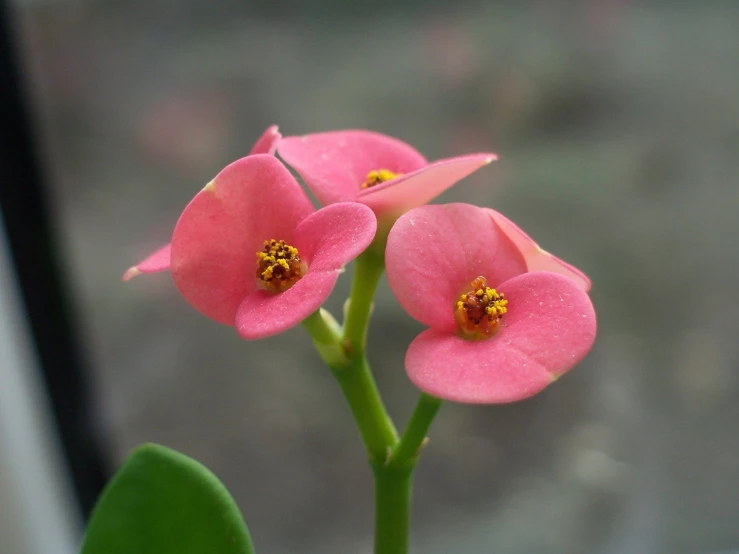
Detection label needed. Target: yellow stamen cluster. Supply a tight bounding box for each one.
[454,276,508,339]
[256,239,304,293]
[361,169,401,189]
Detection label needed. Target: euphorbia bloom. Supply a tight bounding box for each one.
[123,125,281,281]
[277,129,496,221]
[385,203,596,403]
[168,155,376,340]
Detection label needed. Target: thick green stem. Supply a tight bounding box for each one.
[373,466,412,554]
[391,393,443,468]
[343,250,385,355]
[303,248,443,554]
[333,356,398,464]
[372,394,441,553]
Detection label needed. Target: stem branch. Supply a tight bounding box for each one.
[303,311,397,463]
[333,356,398,464]
[343,250,385,355]
[391,393,443,468]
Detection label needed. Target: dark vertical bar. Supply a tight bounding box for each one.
[0,0,108,516]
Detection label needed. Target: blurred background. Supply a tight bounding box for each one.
[2,0,739,553]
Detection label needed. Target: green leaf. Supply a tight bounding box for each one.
[80,443,256,554]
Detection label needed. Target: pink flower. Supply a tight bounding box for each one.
[277,130,497,220]
[385,204,596,404]
[169,155,377,340]
[123,125,282,281]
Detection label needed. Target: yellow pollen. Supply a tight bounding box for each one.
[454,276,508,340]
[361,169,401,189]
[256,239,304,293]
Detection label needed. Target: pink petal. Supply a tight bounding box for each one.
[386,204,527,331]
[405,272,596,404]
[277,130,428,205]
[293,202,377,272]
[236,271,338,340]
[122,244,172,281]
[486,209,592,291]
[236,202,376,339]
[249,125,281,155]
[170,155,314,325]
[359,153,497,218]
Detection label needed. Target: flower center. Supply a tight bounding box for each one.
[454,276,508,340]
[361,169,401,189]
[256,239,304,293]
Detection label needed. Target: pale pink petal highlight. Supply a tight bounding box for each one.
[359,154,496,218]
[386,204,526,331]
[122,244,171,281]
[405,272,596,404]
[236,271,338,340]
[249,125,281,155]
[486,209,592,291]
[171,155,314,325]
[278,130,428,205]
[293,202,377,272]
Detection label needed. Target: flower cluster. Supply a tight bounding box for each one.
[125,127,596,404]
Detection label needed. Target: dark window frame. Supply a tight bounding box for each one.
[0,0,108,517]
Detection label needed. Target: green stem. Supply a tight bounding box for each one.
[303,311,397,462]
[372,394,441,553]
[304,249,439,554]
[373,466,412,554]
[391,393,443,468]
[343,250,385,355]
[302,309,340,345]
[333,356,398,464]
[302,309,346,367]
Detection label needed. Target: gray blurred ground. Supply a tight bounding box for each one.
[12,0,739,552]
